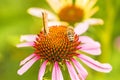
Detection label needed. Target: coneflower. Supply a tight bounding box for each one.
[17,12,112,80]
[28,0,104,27]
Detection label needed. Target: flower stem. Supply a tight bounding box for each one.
[94,0,115,79]
[99,0,115,62]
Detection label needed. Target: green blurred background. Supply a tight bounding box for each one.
[0,0,120,80]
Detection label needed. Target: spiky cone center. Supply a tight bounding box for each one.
[34,26,80,63]
[58,5,84,24]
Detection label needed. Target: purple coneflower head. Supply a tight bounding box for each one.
[17,25,112,80]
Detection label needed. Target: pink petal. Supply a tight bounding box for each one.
[38,60,48,80]
[85,18,104,25]
[71,58,88,80]
[79,36,96,43]
[20,35,37,42]
[27,8,58,20]
[79,36,101,55]
[17,56,40,75]
[16,42,34,48]
[20,53,37,66]
[80,42,101,55]
[66,61,79,80]
[52,62,63,80]
[74,22,89,35]
[77,54,112,73]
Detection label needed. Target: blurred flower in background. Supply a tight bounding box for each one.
[27,0,104,29]
[114,36,120,52]
[17,12,112,80]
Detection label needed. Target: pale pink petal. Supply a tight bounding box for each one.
[66,61,79,80]
[17,56,40,75]
[74,22,89,35]
[20,53,37,66]
[79,36,96,43]
[16,42,34,48]
[77,54,112,73]
[27,8,58,20]
[85,18,104,25]
[80,42,101,55]
[71,58,88,80]
[20,35,37,42]
[38,60,48,80]
[52,62,63,80]
[79,36,101,55]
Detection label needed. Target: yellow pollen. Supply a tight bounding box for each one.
[58,5,84,23]
[34,26,80,62]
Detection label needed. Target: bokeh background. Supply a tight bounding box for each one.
[0,0,120,80]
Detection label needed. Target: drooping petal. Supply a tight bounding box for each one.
[20,53,37,66]
[77,54,112,73]
[38,60,48,80]
[79,36,96,43]
[27,8,58,20]
[79,36,101,55]
[66,61,80,80]
[79,42,101,55]
[20,35,37,42]
[74,22,89,35]
[16,42,34,48]
[52,62,63,80]
[17,56,40,75]
[71,58,88,80]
